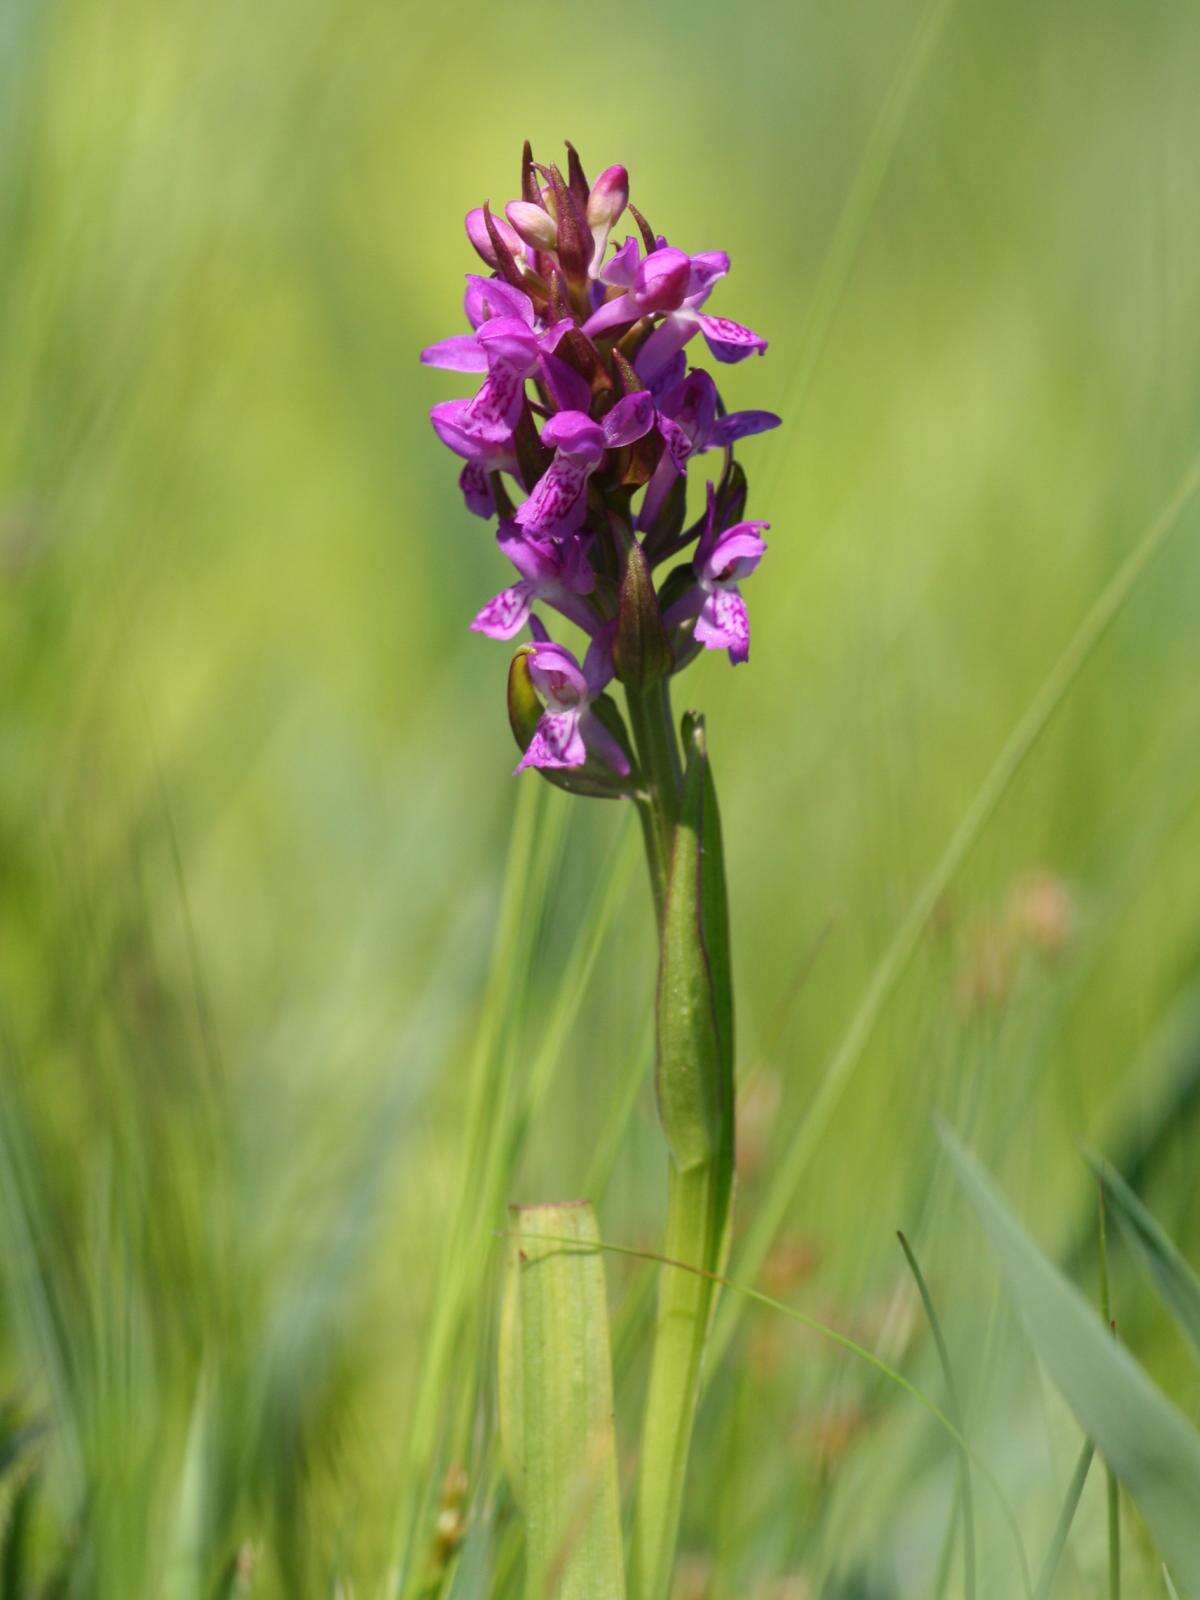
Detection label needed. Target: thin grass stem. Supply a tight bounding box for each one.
[897,1231,975,1600]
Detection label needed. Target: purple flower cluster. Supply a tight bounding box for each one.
[421,142,778,782]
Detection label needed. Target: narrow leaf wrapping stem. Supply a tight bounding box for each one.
[633,715,735,1600]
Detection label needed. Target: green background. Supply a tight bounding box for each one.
[3,0,1200,1592]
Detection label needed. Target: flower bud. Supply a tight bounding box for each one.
[634,247,692,314]
[465,205,523,268]
[613,529,672,688]
[586,166,628,230]
[505,200,557,251]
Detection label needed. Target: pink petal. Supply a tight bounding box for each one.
[463,275,535,330]
[694,586,751,664]
[602,390,654,448]
[471,583,532,640]
[696,314,768,364]
[580,708,630,777]
[515,710,587,772]
[515,456,592,539]
[459,463,495,517]
[420,334,488,372]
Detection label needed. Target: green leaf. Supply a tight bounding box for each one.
[942,1126,1200,1592]
[1088,1154,1200,1362]
[505,1202,626,1600]
[635,714,736,1600]
[653,714,734,1172]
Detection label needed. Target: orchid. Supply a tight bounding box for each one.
[514,393,654,540]
[421,141,779,776]
[421,142,781,1600]
[639,366,780,529]
[514,628,628,777]
[471,523,597,640]
[581,240,768,388]
[663,486,769,665]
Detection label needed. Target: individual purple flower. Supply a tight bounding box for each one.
[664,487,768,665]
[639,368,780,528]
[471,523,597,640]
[581,243,767,386]
[515,629,630,775]
[515,392,654,540]
[424,288,589,501]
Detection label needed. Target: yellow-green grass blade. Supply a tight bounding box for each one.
[506,1202,625,1600]
[942,1126,1200,1593]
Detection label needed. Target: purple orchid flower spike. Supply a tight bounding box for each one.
[471,523,597,639]
[664,485,769,665]
[639,368,780,529]
[515,627,630,775]
[422,140,778,770]
[515,391,654,540]
[423,147,782,1595]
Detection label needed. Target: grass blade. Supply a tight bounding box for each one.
[507,1202,626,1600]
[942,1125,1200,1591]
[713,446,1200,1369]
[1032,1440,1094,1600]
[1088,1154,1200,1363]
[897,1231,975,1600]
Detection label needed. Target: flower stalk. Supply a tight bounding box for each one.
[421,140,776,1597]
[634,714,735,1600]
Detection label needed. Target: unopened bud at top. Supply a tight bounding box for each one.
[586,166,628,230]
[586,165,629,278]
[465,206,524,268]
[505,200,557,251]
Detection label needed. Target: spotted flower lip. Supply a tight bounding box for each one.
[514,392,654,540]
[662,485,769,666]
[514,627,630,776]
[471,524,597,640]
[422,140,780,773]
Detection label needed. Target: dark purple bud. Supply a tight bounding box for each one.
[627,202,658,255]
[521,140,538,205]
[610,347,642,399]
[613,528,672,687]
[546,267,572,325]
[513,403,552,491]
[483,202,526,289]
[539,164,590,284]
[565,141,590,207]
[554,328,605,394]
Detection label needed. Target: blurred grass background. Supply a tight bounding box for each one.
[3,0,1200,1592]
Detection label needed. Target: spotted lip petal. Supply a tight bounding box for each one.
[695,585,751,664]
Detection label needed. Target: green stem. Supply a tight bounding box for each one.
[634,1155,731,1600]
[1098,1186,1121,1600]
[625,678,682,924]
[625,685,733,1600]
